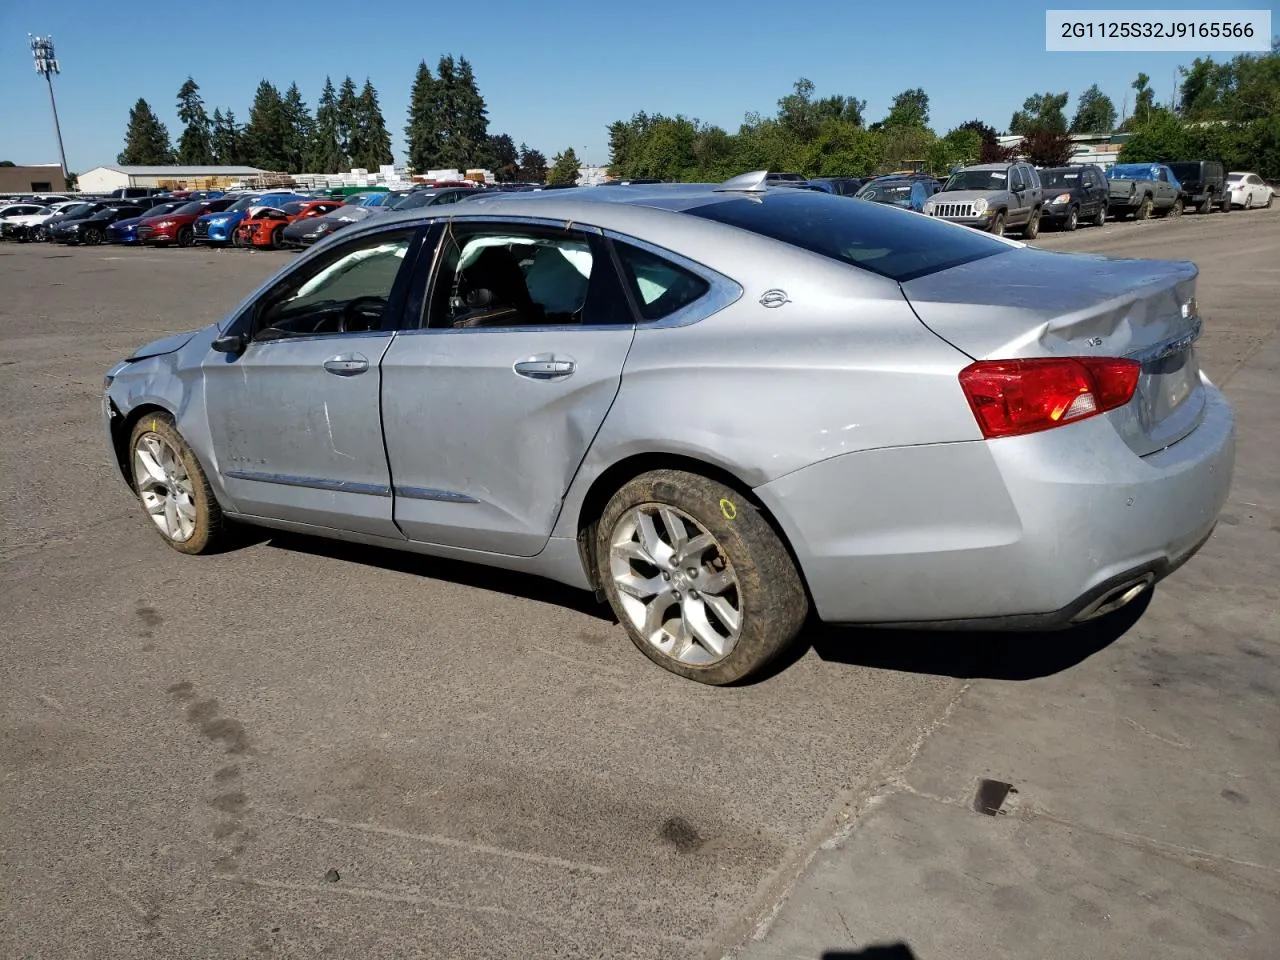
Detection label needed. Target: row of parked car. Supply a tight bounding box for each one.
[819,160,1273,238]
[0,183,494,250]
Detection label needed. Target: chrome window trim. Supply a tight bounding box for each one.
[441,213,604,235]
[243,329,394,349]
[394,485,480,504]
[223,470,391,497]
[603,229,743,329]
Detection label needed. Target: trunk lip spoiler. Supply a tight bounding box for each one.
[1127,316,1203,365]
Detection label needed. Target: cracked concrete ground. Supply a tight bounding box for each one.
[1,206,1277,960]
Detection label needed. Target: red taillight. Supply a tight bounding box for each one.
[958,357,1141,439]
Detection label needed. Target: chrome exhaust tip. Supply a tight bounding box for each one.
[1071,573,1156,624]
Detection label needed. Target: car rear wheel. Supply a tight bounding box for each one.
[1093,203,1108,227]
[1022,209,1041,239]
[177,225,194,247]
[128,413,227,555]
[1163,197,1184,218]
[1198,194,1214,214]
[1063,206,1079,231]
[270,225,284,250]
[988,212,1005,236]
[1135,195,1154,220]
[595,470,809,685]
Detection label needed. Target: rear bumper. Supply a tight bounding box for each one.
[754,382,1235,626]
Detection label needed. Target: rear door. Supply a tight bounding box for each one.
[379,218,636,556]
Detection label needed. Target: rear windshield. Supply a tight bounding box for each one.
[1165,163,1199,180]
[684,190,1009,283]
[1040,169,1081,188]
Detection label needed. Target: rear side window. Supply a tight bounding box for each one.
[612,240,711,321]
[685,191,1009,283]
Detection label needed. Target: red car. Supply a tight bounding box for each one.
[136,197,235,247]
[234,199,344,249]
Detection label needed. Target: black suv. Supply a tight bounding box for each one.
[1037,164,1110,230]
[1163,161,1228,214]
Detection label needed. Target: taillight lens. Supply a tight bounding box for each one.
[959,357,1141,439]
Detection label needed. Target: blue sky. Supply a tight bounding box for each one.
[1,0,1273,172]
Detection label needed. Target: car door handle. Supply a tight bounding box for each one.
[323,354,369,376]
[513,356,576,380]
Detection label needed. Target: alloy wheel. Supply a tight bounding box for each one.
[608,503,742,666]
[134,432,197,542]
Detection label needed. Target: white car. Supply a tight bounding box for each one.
[1226,172,1273,209]
[0,202,50,223]
[0,200,79,234]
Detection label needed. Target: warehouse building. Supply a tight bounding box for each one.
[0,163,68,193]
[76,165,264,193]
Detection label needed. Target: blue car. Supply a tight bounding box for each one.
[854,175,941,212]
[193,192,308,246]
[107,200,187,245]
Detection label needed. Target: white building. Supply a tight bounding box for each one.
[76,165,264,193]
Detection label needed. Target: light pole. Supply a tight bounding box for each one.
[29,35,69,183]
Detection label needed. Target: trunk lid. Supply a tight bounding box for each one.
[901,247,1205,456]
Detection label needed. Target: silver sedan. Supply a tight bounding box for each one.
[103,171,1235,684]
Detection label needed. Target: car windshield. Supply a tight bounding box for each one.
[942,169,1008,191]
[685,190,1009,283]
[223,196,263,212]
[1041,170,1081,188]
[61,203,96,217]
[169,202,206,215]
[281,202,307,215]
[390,191,441,210]
[856,181,914,203]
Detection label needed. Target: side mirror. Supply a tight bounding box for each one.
[212,334,245,355]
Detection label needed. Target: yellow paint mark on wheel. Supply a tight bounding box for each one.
[719,498,737,520]
[150,418,157,433]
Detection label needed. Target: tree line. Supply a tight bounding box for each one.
[608,44,1280,181]
[117,57,564,183]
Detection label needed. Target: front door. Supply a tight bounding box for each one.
[203,226,421,537]
[380,220,636,556]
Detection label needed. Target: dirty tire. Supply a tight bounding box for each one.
[1022,209,1041,240]
[1136,195,1154,220]
[989,212,1005,236]
[595,469,809,685]
[1093,204,1108,227]
[1198,194,1213,215]
[128,412,228,555]
[1063,206,1078,231]
[1162,197,1184,218]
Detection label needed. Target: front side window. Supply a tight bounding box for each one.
[251,229,415,340]
[425,224,628,329]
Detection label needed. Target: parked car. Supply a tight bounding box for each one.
[0,201,50,224]
[102,173,1234,684]
[0,200,80,240]
[194,193,307,246]
[1105,164,1184,220]
[808,177,866,197]
[924,162,1044,237]
[854,176,940,212]
[1164,161,1227,214]
[1037,164,1109,230]
[234,199,346,248]
[1226,171,1274,209]
[107,201,188,245]
[106,187,165,199]
[137,198,236,247]
[52,205,146,245]
[30,201,119,241]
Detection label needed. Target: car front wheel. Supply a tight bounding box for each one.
[1064,206,1078,231]
[128,413,227,554]
[595,470,809,684]
[988,212,1005,236]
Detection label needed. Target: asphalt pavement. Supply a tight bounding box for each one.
[1,205,1276,960]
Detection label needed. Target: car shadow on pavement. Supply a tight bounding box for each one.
[262,531,616,621]
[822,944,919,959]
[776,590,1151,683]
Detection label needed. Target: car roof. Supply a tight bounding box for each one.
[961,163,1016,171]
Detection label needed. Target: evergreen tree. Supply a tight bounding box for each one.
[546,147,580,185]
[118,98,174,165]
[1070,84,1118,133]
[455,57,490,167]
[485,133,519,181]
[351,79,393,170]
[336,76,361,166]
[243,80,290,170]
[211,109,246,165]
[405,61,442,173]
[307,77,346,173]
[516,143,548,182]
[434,56,462,168]
[175,78,213,165]
[281,83,314,173]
